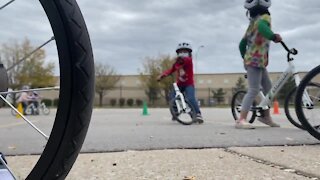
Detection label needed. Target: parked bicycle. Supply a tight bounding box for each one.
[295,65,320,141]
[231,41,312,130]
[11,101,50,116]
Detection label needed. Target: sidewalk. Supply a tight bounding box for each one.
[2,108,320,179]
[6,145,320,180]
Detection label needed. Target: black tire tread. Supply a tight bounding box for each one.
[284,87,305,130]
[231,90,256,123]
[27,0,94,179]
[296,65,320,141]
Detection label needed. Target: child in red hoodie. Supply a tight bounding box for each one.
[158,42,204,124]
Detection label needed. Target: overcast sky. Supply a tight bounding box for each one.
[1,0,320,75]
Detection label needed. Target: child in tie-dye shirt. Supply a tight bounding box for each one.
[236,0,282,129]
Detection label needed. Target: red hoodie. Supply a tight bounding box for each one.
[161,57,194,87]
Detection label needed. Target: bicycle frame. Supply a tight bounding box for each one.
[258,61,297,109]
[173,83,188,113]
[257,42,313,110]
[0,154,16,180]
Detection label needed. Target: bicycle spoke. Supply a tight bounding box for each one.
[309,95,320,102]
[0,0,15,10]
[300,82,320,131]
[1,0,94,178]
[309,82,320,88]
[0,87,59,95]
[6,36,55,71]
[0,95,49,140]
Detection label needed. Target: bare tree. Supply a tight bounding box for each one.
[158,56,175,103]
[140,58,161,105]
[95,62,120,107]
[139,55,175,105]
[0,38,56,89]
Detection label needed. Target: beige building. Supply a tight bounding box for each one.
[37,71,310,106]
[99,72,308,106]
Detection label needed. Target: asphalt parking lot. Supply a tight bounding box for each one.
[1,108,319,179]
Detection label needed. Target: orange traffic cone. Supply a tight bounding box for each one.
[273,99,280,115]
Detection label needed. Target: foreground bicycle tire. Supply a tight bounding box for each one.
[26,0,95,179]
[295,65,320,141]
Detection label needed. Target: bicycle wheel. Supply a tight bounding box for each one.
[25,0,95,179]
[11,108,17,116]
[296,66,320,141]
[169,98,195,125]
[42,106,50,115]
[231,91,256,123]
[284,87,305,130]
[1,0,94,179]
[25,105,33,115]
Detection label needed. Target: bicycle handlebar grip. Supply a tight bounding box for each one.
[291,48,298,55]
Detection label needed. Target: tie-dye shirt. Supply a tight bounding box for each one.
[242,14,274,68]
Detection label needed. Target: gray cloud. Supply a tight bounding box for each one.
[1,0,319,75]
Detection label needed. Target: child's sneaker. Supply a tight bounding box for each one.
[257,117,280,127]
[195,114,204,124]
[235,120,255,129]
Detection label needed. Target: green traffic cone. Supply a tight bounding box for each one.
[142,101,149,116]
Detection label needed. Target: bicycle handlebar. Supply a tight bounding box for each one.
[281,41,298,55]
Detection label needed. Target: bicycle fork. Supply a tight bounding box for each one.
[173,83,188,113]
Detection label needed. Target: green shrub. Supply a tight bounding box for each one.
[127,98,134,107]
[42,99,52,107]
[119,98,125,107]
[110,99,117,107]
[136,99,143,106]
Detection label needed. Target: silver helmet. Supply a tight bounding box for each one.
[244,0,271,10]
[176,42,192,53]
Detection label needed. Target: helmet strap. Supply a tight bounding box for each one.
[246,10,251,20]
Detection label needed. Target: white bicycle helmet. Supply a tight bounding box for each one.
[244,0,271,10]
[176,42,192,53]
[22,85,30,90]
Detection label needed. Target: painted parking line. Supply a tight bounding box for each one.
[0,120,39,129]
